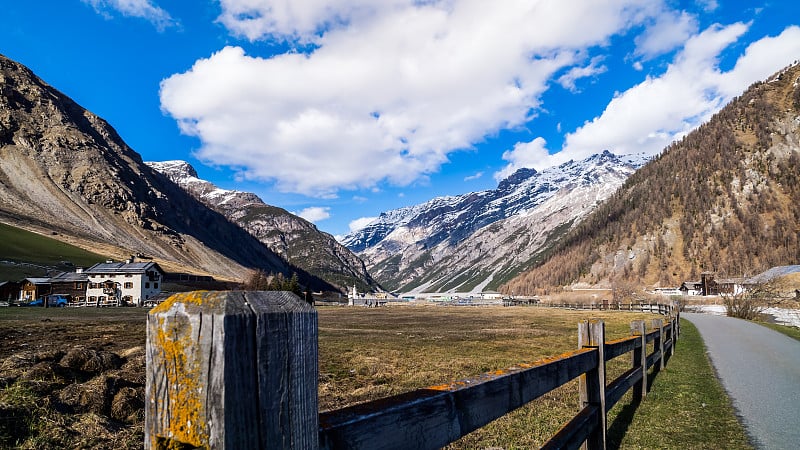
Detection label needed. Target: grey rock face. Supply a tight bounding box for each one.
[147,161,379,292]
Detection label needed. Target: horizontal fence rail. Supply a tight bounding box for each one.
[540,301,676,315]
[145,292,679,449]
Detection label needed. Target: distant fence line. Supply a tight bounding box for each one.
[541,301,677,315]
[145,292,679,449]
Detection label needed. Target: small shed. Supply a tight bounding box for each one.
[0,281,21,302]
[20,277,51,302]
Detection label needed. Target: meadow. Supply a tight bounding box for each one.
[0,303,749,448]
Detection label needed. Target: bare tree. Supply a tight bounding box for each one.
[721,279,783,320]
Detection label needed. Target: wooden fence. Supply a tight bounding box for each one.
[145,292,679,449]
[543,301,677,315]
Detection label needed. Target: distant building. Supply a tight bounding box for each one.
[48,270,89,304]
[20,277,51,302]
[84,259,163,306]
[680,273,747,296]
[0,281,21,302]
[679,281,703,296]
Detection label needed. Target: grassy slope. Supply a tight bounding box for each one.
[609,319,751,449]
[0,222,105,279]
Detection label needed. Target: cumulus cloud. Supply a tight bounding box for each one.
[216,0,400,42]
[82,0,176,30]
[348,216,377,233]
[295,206,331,223]
[497,24,800,177]
[496,138,551,180]
[161,0,664,197]
[557,56,608,92]
[634,10,698,59]
[464,171,484,182]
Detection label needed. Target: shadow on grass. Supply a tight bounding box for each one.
[606,370,659,449]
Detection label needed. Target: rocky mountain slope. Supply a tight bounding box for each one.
[147,160,379,292]
[0,53,299,283]
[342,151,648,292]
[504,62,800,294]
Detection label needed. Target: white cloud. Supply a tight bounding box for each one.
[348,216,377,233]
[697,0,719,13]
[464,171,484,182]
[495,138,552,181]
[497,24,800,177]
[557,56,608,92]
[295,206,331,222]
[161,0,665,197]
[82,0,176,30]
[634,10,698,59]
[216,0,400,42]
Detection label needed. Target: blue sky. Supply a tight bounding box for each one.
[2,1,799,238]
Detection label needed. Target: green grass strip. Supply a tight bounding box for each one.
[607,319,752,449]
[755,321,800,341]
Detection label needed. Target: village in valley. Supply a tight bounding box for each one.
[0,256,195,308]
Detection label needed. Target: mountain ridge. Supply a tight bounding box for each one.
[147,160,379,292]
[503,61,800,293]
[343,150,650,292]
[0,53,296,282]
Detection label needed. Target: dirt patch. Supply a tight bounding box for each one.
[0,307,146,449]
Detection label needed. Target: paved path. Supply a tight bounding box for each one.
[683,313,800,449]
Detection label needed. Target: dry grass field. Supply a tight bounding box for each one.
[317,304,664,448]
[1,303,732,448]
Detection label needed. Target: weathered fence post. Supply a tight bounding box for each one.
[652,319,664,372]
[578,320,606,450]
[145,291,318,449]
[670,316,676,357]
[630,320,647,401]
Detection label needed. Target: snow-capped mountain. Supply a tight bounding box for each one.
[341,151,649,292]
[147,161,379,292]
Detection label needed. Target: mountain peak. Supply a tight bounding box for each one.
[147,160,198,179]
[497,167,538,190]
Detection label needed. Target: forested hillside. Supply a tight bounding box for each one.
[504,62,800,293]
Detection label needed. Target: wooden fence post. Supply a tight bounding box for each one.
[652,319,664,372]
[670,316,676,357]
[579,320,606,450]
[145,291,318,449]
[630,320,647,401]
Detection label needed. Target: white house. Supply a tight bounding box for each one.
[84,259,163,306]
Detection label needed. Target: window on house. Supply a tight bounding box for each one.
[89,296,96,301]
[125,274,133,277]
[154,283,159,289]
[145,282,150,288]
[124,282,133,289]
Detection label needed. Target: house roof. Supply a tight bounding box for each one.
[85,261,163,275]
[23,277,51,284]
[48,271,89,283]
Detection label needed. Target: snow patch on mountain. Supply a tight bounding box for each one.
[343,151,650,292]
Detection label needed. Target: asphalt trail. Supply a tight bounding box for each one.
[683,313,800,449]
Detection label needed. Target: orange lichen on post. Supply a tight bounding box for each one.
[151,290,212,314]
[149,309,209,448]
